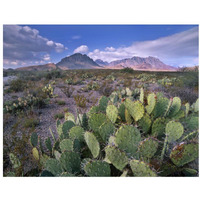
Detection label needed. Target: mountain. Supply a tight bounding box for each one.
[56,53,100,70]
[16,63,57,71]
[107,56,176,71]
[95,59,109,66]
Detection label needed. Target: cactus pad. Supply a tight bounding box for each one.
[69,126,84,142]
[45,137,52,153]
[98,96,109,112]
[185,103,190,118]
[125,108,132,124]
[130,160,157,177]
[139,138,159,159]
[32,147,40,161]
[138,114,151,134]
[88,113,107,133]
[185,116,199,131]
[139,88,144,103]
[45,158,63,176]
[105,145,128,171]
[153,97,169,118]
[84,131,100,158]
[106,105,118,123]
[59,139,74,152]
[99,121,115,142]
[167,97,181,117]
[65,112,76,123]
[30,132,38,147]
[60,151,81,174]
[146,93,156,114]
[62,120,75,138]
[151,117,166,139]
[166,121,184,143]
[118,103,126,121]
[125,99,144,121]
[9,153,21,169]
[83,160,111,177]
[170,142,198,167]
[115,125,141,157]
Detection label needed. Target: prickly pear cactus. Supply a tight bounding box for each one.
[129,160,157,177]
[115,125,141,158]
[151,117,166,139]
[125,108,132,124]
[170,142,198,167]
[105,145,128,171]
[139,138,159,160]
[106,105,118,123]
[32,147,40,161]
[99,96,109,112]
[99,122,115,142]
[118,103,126,121]
[45,158,63,176]
[139,88,144,103]
[185,116,199,132]
[59,139,74,152]
[65,112,76,123]
[45,137,52,153]
[84,132,100,158]
[62,120,75,138]
[153,97,169,118]
[166,121,184,143]
[30,132,38,147]
[146,93,156,114]
[9,153,21,169]
[60,151,81,174]
[125,99,144,121]
[69,126,84,142]
[83,159,111,177]
[88,113,107,133]
[138,114,151,134]
[167,97,181,117]
[185,103,190,118]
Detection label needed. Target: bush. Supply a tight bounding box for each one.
[9,79,26,92]
[23,118,39,128]
[54,113,64,120]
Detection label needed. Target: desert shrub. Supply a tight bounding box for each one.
[74,94,87,108]
[61,86,75,97]
[120,67,134,74]
[54,113,64,120]
[23,118,39,128]
[99,81,114,97]
[9,79,26,92]
[56,100,66,105]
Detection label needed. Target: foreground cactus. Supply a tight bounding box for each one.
[83,159,111,177]
[130,160,157,177]
[170,142,198,167]
[84,132,100,158]
[14,88,198,177]
[115,125,141,158]
[125,99,144,121]
[105,145,129,171]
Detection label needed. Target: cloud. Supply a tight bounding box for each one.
[74,45,89,54]
[3,25,67,67]
[72,35,81,40]
[88,27,199,66]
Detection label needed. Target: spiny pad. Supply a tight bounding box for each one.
[129,160,157,177]
[106,105,118,123]
[84,131,100,158]
[115,125,141,157]
[105,145,128,171]
[170,142,198,167]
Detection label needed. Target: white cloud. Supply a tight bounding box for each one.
[74,45,89,54]
[43,54,51,61]
[3,25,67,67]
[88,27,199,66]
[72,35,81,40]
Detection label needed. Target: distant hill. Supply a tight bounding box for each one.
[13,54,177,71]
[107,56,176,71]
[56,53,100,70]
[16,63,57,71]
[95,59,109,66]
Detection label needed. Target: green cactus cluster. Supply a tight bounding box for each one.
[23,87,198,177]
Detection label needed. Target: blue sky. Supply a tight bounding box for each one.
[3,25,199,68]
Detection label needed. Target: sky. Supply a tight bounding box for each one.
[3,24,199,68]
